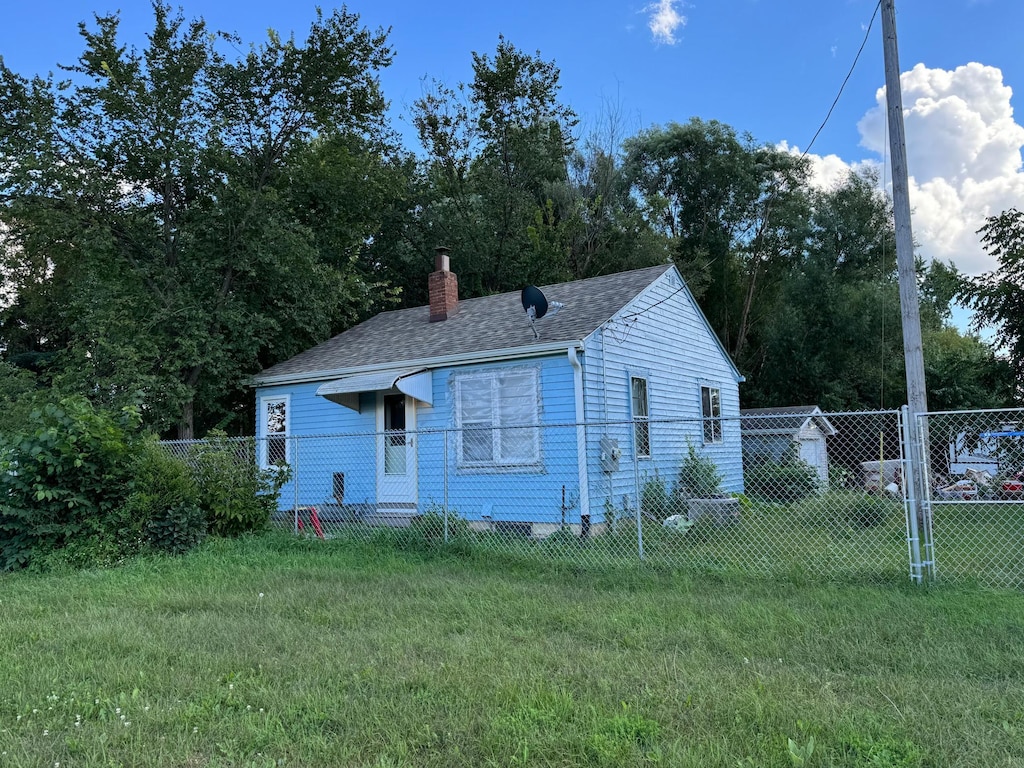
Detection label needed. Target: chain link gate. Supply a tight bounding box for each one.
[916,408,1024,589]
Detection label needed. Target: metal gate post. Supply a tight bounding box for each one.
[443,430,450,544]
[915,412,936,581]
[632,433,644,560]
[292,435,300,535]
[900,406,924,583]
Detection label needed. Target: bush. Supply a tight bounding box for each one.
[409,508,470,543]
[145,502,207,555]
[641,474,683,521]
[192,432,287,537]
[677,443,723,499]
[846,493,898,528]
[120,438,206,555]
[0,397,140,571]
[744,458,819,502]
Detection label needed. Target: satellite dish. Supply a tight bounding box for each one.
[521,285,549,319]
[521,285,564,339]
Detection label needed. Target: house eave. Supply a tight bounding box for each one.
[250,339,585,388]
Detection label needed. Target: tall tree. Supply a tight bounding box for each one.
[746,172,1015,411]
[746,170,904,410]
[621,118,811,366]
[410,36,579,297]
[0,4,402,437]
[960,208,1024,402]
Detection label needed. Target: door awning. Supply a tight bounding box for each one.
[315,368,432,411]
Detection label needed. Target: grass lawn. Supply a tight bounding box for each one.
[1,533,1023,767]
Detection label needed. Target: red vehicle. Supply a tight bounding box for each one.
[1002,474,1024,500]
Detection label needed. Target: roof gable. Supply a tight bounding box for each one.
[255,264,677,384]
[740,406,838,437]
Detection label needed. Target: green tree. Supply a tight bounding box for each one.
[410,36,579,298]
[960,208,1024,402]
[745,170,905,410]
[0,4,402,437]
[622,119,812,365]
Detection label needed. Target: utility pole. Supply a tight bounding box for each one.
[881,0,931,581]
[882,0,928,418]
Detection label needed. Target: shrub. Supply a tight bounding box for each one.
[387,508,474,556]
[846,493,898,528]
[120,438,207,555]
[542,525,582,549]
[192,432,287,537]
[0,397,140,571]
[641,474,683,521]
[677,443,723,499]
[145,502,207,555]
[410,508,470,544]
[744,458,819,502]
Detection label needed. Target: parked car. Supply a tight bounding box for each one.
[1001,474,1024,500]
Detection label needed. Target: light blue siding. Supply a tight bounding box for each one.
[254,353,583,526]
[580,267,744,520]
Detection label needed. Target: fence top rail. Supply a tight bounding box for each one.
[159,409,905,446]
[918,407,1024,418]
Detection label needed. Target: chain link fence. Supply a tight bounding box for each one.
[162,409,974,585]
[916,408,1024,589]
[163,408,1024,588]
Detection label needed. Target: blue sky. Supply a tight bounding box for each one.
[3,0,1023,277]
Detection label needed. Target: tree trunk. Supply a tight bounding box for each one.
[178,399,194,440]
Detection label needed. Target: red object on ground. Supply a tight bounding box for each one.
[296,507,325,538]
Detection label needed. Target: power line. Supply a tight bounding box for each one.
[619,3,884,331]
[801,1,882,158]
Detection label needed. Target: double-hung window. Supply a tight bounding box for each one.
[456,368,539,468]
[631,376,651,458]
[260,396,290,469]
[701,386,722,444]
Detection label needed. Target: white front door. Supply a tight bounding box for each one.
[377,392,417,509]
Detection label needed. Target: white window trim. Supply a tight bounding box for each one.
[630,375,651,459]
[454,367,541,470]
[259,394,291,469]
[700,385,723,445]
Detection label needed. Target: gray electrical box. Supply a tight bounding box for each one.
[600,436,621,474]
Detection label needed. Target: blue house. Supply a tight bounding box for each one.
[251,250,744,535]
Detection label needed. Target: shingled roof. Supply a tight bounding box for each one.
[254,264,674,384]
[740,406,837,436]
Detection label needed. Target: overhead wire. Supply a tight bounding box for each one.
[800,1,882,159]
[617,1,884,328]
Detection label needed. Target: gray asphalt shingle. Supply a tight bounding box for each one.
[255,264,673,382]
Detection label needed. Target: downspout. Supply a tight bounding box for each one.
[568,346,590,530]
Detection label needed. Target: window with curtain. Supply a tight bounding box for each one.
[261,396,289,468]
[456,368,540,468]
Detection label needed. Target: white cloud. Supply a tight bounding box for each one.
[801,62,1024,276]
[646,0,686,45]
[779,141,879,190]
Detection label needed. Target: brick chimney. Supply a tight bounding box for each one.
[428,246,458,322]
